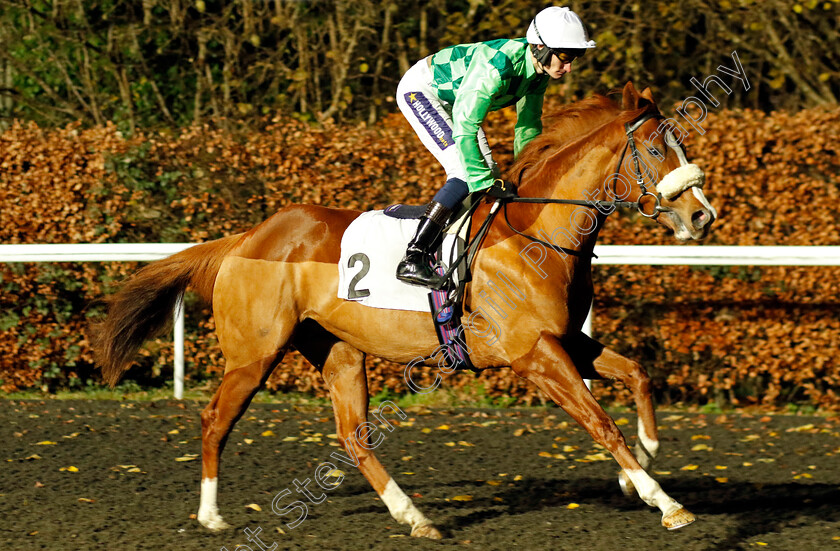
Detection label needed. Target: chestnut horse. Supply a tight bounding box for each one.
[93,82,715,539]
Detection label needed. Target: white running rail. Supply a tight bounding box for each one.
[2,244,839,398]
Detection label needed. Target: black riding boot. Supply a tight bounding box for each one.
[396,201,452,289]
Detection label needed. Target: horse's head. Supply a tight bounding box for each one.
[617,83,716,241]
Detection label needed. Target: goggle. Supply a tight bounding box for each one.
[551,48,585,64]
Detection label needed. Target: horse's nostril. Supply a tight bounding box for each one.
[691,209,709,229]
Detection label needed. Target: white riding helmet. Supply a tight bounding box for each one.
[526,6,596,50]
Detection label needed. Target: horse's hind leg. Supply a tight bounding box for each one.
[302,337,441,539]
[565,332,659,493]
[197,258,295,531]
[197,352,284,530]
[514,332,695,530]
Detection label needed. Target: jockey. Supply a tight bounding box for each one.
[395,6,596,289]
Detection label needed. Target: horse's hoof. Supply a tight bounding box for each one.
[662,507,696,530]
[618,471,636,497]
[198,514,232,532]
[411,523,443,539]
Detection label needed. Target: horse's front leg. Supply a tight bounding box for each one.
[564,331,660,494]
[512,331,695,530]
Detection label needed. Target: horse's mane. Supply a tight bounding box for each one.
[508,92,658,186]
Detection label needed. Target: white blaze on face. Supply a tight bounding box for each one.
[692,186,718,219]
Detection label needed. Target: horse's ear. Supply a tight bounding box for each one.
[639,87,656,104]
[621,82,640,110]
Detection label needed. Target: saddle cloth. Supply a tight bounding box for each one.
[338,211,460,311]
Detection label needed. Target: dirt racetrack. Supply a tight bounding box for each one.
[1,398,839,550]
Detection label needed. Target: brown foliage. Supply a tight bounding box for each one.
[1,103,839,408]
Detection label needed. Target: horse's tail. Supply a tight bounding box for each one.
[91,234,242,387]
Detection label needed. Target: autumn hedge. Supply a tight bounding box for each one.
[1,101,839,408]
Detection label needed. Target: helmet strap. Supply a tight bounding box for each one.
[530,43,554,68]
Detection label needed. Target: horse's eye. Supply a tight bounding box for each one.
[645,146,665,160]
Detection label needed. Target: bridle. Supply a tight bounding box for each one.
[428,110,688,294]
[615,112,673,219]
[503,110,676,257]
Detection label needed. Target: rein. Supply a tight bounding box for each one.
[503,111,669,258]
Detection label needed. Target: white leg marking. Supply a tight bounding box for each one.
[624,468,681,517]
[381,479,431,529]
[692,186,717,219]
[197,478,231,531]
[636,417,659,470]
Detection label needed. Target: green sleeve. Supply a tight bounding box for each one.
[514,91,545,158]
[451,48,504,192]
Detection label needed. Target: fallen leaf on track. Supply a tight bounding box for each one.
[582,453,610,461]
[787,424,815,433]
[245,503,262,511]
[451,495,473,502]
[60,466,79,472]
